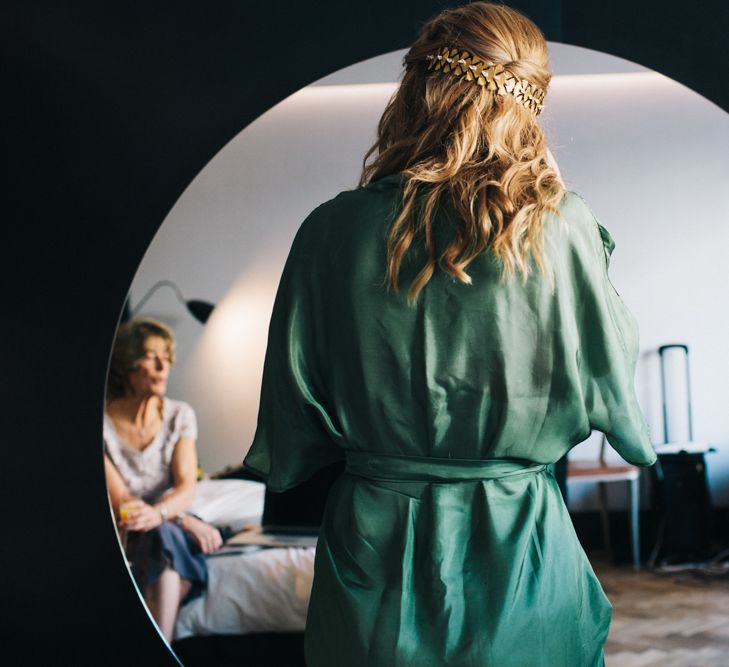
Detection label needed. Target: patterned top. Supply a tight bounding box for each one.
[104,397,197,503]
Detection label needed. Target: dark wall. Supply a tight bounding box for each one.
[3,1,727,664]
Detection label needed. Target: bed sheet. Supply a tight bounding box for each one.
[174,545,316,640]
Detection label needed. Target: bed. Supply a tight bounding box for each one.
[173,478,315,640]
[169,462,344,666]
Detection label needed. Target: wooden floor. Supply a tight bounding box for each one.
[592,554,729,666]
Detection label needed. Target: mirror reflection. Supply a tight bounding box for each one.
[105,319,224,644]
[105,40,729,665]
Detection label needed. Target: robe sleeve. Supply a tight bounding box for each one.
[571,196,657,466]
[243,208,345,491]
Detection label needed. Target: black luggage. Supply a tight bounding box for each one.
[648,344,713,566]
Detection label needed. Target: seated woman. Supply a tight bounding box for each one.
[103,317,223,642]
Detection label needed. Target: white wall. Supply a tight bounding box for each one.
[127,44,729,510]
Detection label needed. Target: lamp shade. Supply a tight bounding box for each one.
[186,299,215,324]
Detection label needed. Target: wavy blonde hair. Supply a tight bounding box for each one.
[359,1,565,303]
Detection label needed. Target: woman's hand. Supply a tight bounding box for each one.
[180,515,223,554]
[120,500,163,533]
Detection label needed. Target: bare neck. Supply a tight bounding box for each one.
[107,394,163,428]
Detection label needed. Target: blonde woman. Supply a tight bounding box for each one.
[104,318,222,643]
[244,2,656,665]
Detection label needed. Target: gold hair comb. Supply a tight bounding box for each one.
[425,47,546,116]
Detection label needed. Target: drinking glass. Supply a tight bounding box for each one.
[119,497,140,556]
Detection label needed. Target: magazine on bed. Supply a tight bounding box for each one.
[226,524,318,548]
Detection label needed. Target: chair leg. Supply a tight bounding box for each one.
[630,477,640,571]
[597,482,612,562]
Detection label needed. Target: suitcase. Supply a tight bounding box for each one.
[648,344,713,566]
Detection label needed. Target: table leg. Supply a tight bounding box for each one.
[630,477,640,571]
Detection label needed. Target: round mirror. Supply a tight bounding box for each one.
[108,41,729,662]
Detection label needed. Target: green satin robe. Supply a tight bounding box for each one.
[243,173,657,667]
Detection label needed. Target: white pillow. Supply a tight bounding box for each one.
[188,479,266,533]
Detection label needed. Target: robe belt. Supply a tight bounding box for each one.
[345,451,548,482]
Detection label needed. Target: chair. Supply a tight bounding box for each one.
[567,433,642,570]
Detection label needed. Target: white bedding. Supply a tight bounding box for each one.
[174,546,316,640]
[173,478,316,640]
[187,478,266,533]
